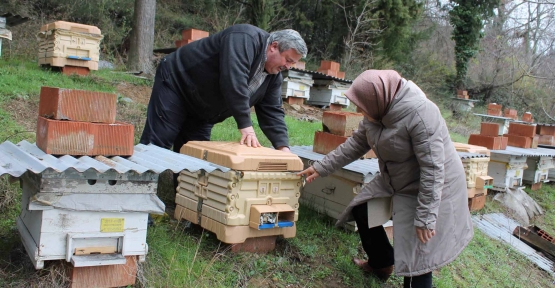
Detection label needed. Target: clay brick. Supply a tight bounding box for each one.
[336,71,346,79]
[530,182,543,191]
[531,135,539,148]
[488,103,502,110]
[457,90,468,96]
[285,96,304,106]
[500,136,508,150]
[39,87,117,123]
[538,135,555,146]
[322,111,364,137]
[536,125,555,136]
[508,123,536,137]
[503,134,532,148]
[468,193,486,212]
[487,109,503,117]
[61,66,90,76]
[230,236,276,253]
[329,103,343,111]
[292,61,305,69]
[313,131,348,155]
[182,29,209,41]
[522,112,533,123]
[504,108,518,120]
[468,134,503,150]
[480,122,500,136]
[457,94,469,100]
[319,60,340,71]
[317,69,338,77]
[68,256,137,288]
[36,116,134,156]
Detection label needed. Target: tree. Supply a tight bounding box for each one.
[128,0,156,74]
[448,0,499,89]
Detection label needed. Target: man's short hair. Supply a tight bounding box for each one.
[268,29,308,58]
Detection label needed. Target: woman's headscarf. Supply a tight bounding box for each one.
[344,70,403,121]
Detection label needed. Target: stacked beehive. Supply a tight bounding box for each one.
[317,60,346,79]
[312,111,376,158]
[468,122,508,150]
[281,64,313,106]
[175,28,209,48]
[536,124,555,146]
[487,103,503,116]
[37,21,103,75]
[504,122,539,148]
[36,86,134,156]
[460,153,492,212]
[175,142,303,252]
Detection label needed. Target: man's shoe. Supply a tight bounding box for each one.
[353,258,393,281]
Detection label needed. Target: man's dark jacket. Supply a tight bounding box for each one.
[164,24,288,148]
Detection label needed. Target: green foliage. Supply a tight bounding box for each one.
[448,0,499,89]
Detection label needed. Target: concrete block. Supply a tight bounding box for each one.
[480,122,500,136]
[322,111,364,137]
[39,87,116,123]
[503,134,532,148]
[468,134,503,150]
[36,116,134,156]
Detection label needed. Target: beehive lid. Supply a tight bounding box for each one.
[40,21,101,34]
[180,141,304,171]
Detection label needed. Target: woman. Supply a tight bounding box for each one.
[299,70,473,287]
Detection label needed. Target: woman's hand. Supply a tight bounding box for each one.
[298,166,320,183]
[416,227,436,244]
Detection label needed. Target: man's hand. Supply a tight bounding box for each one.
[277,146,291,153]
[239,126,261,147]
[416,227,436,244]
[298,166,320,183]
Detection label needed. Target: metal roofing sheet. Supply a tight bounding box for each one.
[289,67,353,83]
[0,13,30,26]
[491,146,555,157]
[290,146,379,175]
[457,152,489,159]
[0,140,229,178]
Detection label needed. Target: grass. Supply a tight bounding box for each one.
[1,59,555,287]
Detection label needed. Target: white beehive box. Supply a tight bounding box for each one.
[281,70,313,100]
[307,80,350,107]
[487,152,527,191]
[17,170,162,269]
[523,156,554,184]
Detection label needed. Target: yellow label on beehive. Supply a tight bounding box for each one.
[100,218,124,232]
[515,170,521,177]
[299,85,306,90]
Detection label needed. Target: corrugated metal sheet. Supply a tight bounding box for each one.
[0,13,30,27]
[290,146,379,175]
[473,213,555,278]
[289,67,353,83]
[458,152,489,159]
[491,146,555,157]
[0,140,229,178]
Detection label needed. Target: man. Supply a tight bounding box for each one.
[140,24,308,153]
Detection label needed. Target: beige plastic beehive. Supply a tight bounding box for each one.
[461,157,490,188]
[176,169,301,226]
[454,142,491,156]
[180,141,304,171]
[38,21,103,70]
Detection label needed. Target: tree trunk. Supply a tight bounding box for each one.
[128,0,156,74]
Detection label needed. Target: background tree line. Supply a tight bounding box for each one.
[3,0,555,123]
